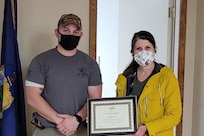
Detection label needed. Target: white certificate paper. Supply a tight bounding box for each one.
[87,96,137,136]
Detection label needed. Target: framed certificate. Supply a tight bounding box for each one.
[87,96,137,136]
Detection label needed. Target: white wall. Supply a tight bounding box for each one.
[97,0,119,97]
[182,0,204,135]
[182,0,197,136]
[192,0,204,135]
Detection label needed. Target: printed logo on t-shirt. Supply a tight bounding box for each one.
[77,67,88,78]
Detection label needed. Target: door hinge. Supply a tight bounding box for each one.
[169,7,175,18]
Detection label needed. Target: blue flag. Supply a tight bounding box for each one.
[0,0,27,136]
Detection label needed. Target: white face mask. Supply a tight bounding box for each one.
[134,50,155,66]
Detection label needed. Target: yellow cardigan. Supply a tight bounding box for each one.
[115,66,182,136]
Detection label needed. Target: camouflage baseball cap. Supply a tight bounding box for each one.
[57,14,82,30]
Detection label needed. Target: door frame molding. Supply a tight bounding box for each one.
[89,0,187,136]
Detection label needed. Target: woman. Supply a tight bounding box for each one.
[115,31,182,136]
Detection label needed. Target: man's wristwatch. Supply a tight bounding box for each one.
[74,114,82,123]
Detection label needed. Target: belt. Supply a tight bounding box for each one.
[31,117,45,129]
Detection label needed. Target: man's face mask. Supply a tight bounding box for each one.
[134,50,155,66]
[59,34,80,50]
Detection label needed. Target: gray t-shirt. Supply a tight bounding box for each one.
[26,48,102,127]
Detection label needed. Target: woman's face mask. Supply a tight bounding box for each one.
[134,50,155,66]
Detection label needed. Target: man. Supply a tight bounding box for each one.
[25,13,102,136]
